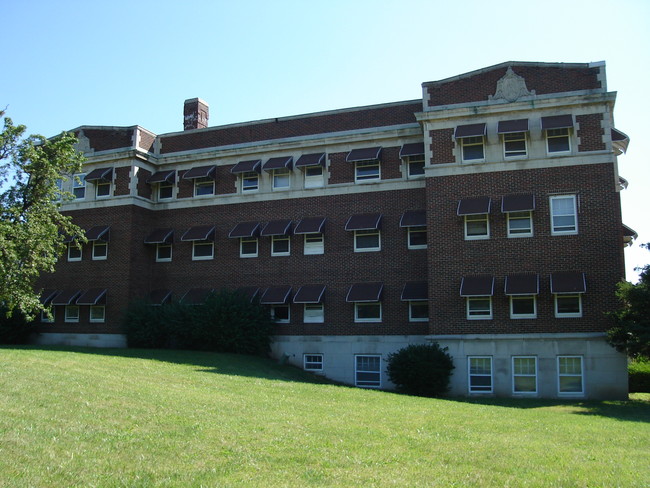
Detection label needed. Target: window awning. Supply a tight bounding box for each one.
[263,156,293,172]
[345,213,382,231]
[346,283,383,302]
[455,123,486,138]
[146,170,176,184]
[346,147,382,162]
[236,287,260,302]
[457,197,491,216]
[399,142,425,158]
[622,224,638,239]
[541,115,574,130]
[149,289,172,305]
[182,165,216,180]
[401,282,428,301]
[40,289,60,305]
[51,289,82,306]
[295,153,326,168]
[293,284,326,304]
[85,167,113,182]
[181,225,215,241]
[86,225,110,241]
[497,119,529,134]
[504,274,539,295]
[181,288,214,305]
[261,220,292,236]
[400,210,426,227]
[550,272,586,294]
[76,288,107,305]
[612,128,630,155]
[460,276,495,297]
[501,194,535,213]
[260,285,292,305]
[294,217,326,234]
[231,160,262,174]
[144,228,174,244]
[229,222,261,238]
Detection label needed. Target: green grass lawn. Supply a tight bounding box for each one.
[1,347,648,487]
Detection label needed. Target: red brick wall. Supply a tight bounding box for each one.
[136,168,152,199]
[381,146,402,180]
[177,171,194,199]
[79,128,135,152]
[114,167,131,196]
[138,130,155,153]
[429,129,455,164]
[577,113,605,152]
[216,165,236,194]
[328,152,353,184]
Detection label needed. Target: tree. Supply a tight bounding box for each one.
[0,111,85,319]
[607,244,650,360]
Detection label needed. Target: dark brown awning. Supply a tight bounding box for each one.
[541,115,574,130]
[149,289,172,305]
[181,288,214,304]
[346,283,383,302]
[293,284,326,304]
[622,224,638,239]
[295,153,326,168]
[181,225,215,241]
[261,220,292,236]
[401,282,428,301]
[346,147,382,162]
[501,194,535,213]
[460,276,495,296]
[76,288,107,305]
[263,156,293,172]
[550,272,586,294]
[497,119,529,134]
[294,217,326,234]
[260,285,292,305]
[236,287,260,302]
[182,165,216,180]
[455,123,486,138]
[229,222,261,238]
[505,274,539,295]
[399,142,425,158]
[51,289,82,306]
[85,167,113,182]
[144,228,173,244]
[40,289,60,305]
[345,213,382,231]
[457,197,491,216]
[612,128,630,155]
[146,170,176,184]
[400,210,426,227]
[231,160,262,174]
[86,225,110,241]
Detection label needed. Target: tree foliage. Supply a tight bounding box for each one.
[0,111,85,318]
[386,343,455,397]
[607,244,650,360]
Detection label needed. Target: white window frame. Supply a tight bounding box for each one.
[503,132,527,159]
[550,195,578,235]
[546,128,571,154]
[304,354,323,371]
[240,237,258,258]
[407,226,427,249]
[241,172,259,193]
[507,211,533,238]
[64,305,79,323]
[408,301,429,322]
[271,235,290,256]
[194,177,214,196]
[464,214,489,240]
[271,305,290,323]
[468,356,492,393]
[558,355,584,396]
[303,233,324,255]
[67,242,82,262]
[156,243,172,262]
[406,155,425,178]
[72,173,86,200]
[354,302,382,323]
[512,356,537,395]
[272,168,291,191]
[461,136,485,162]
[95,180,111,198]
[304,165,324,188]
[92,241,108,261]
[158,181,173,200]
[303,303,324,324]
[355,355,381,388]
[355,160,380,183]
[554,294,582,318]
[354,229,381,252]
[192,241,214,261]
[466,296,492,320]
[510,295,537,319]
[89,305,105,323]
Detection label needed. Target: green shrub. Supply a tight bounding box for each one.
[387,343,455,397]
[629,359,650,393]
[0,307,33,344]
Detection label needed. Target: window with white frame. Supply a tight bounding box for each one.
[92,241,108,260]
[354,229,380,252]
[156,243,172,262]
[68,242,82,261]
[303,233,324,255]
[406,155,425,178]
[461,136,485,161]
[73,173,86,199]
[507,211,533,237]
[304,354,323,371]
[89,305,105,323]
[271,235,290,256]
[409,301,428,322]
[194,177,214,196]
[503,132,527,158]
[271,305,290,323]
[65,305,79,323]
[510,295,537,319]
[192,241,214,260]
[240,237,258,258]
[158,181,173,200]
[304,165,324,188]
[355,355,381,388]
[303,303,324,323]
[466,296,492,320]
[241,172,259,192]
[555,294,582,318]
[407,226,427,249]
[513,356,537,394]
[355,160,380,182]
[40,307,55,323]
[354,302,382,323]
[468,356,492,393]
[558,356,583,395]
[95,180,111,198]
[272,168,291,190]
[550,195,578,235]
[546,128,571,153]
[464,214,489,240]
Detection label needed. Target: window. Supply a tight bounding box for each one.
[241,172,259,192]
[355,160,380,182]
[507,211,533,237]
[272,168,291,190]
[68,242,82,261]
[555,294,582,318]
[158,181,173,200]
[89,305,105,323]
[304,303,324,323]
[354,229,381,252]
[240,237,258,258]
[503,132,527,158]
[468,356,492,393]
[464,214,489,240]
[546,128,571,153]
[92,242,108,260]
[354,302,382,323]
[407,226,427,249]
[304,354,323,371]
[304,165,324,188]
[304,233,324,255]
[271,235,290,256]
[95,180,111,198]
[40,307,55,323]
[192,241,214,260]
[73,173,86,199]
[550,195,578,235]
[65,305,79,323]
[513,357,537,394]
[466,297,492,320]
[407,155,425,178]
[194,177,214,196]
[271,305,290,323]
[409,301,428,322]
[355,355,381,388]
[461,136,484,161]
[558,356,583,395]
[156,243,172,262]
[510,295,537,319]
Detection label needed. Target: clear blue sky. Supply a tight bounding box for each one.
[3,0,649,280]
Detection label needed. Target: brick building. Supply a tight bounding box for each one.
[35,61,634,399]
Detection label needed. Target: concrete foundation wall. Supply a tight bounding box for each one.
[31,332,127,348]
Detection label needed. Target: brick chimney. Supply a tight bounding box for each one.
[183,98,209,130]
